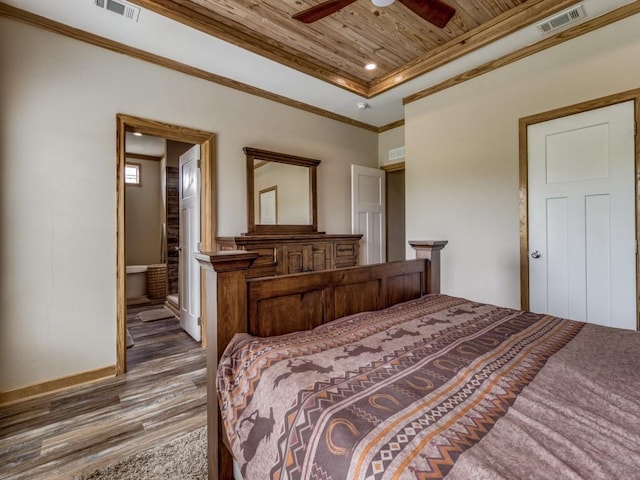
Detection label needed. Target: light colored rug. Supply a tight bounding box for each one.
[75,426,207,480]
[137,307,175,323]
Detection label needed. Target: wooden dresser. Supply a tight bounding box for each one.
[217,234,362,278]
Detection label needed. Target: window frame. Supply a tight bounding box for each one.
[124,162,142,186]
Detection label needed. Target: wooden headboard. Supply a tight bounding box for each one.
[197,240,447,479]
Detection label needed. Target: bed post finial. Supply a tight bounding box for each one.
[409,240,448,294]
[196,250,258,480]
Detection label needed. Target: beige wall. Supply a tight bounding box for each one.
[0,18,377,392]
[166,140,192,168]
[405,13,640,309]
[125,158,163,266]
[378,126,406,261]
[378,126,405,167]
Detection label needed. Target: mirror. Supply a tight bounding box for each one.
[245,147,319,234]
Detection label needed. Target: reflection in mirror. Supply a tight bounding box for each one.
[254,161,309,225]
[245,147,320,235]
[258,185,277,224]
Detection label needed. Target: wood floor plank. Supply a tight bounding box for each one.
[0,305,206,480]
[0,438,42,473]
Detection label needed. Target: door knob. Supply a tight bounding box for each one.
[530,250,541,259]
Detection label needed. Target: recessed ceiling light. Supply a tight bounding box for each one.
[365,63,377,71]
[133,132,143,137]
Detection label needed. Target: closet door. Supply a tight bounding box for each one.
[527,101,636,329]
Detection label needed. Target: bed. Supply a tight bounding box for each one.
[200,241,640,479]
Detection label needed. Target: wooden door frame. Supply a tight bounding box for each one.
[116,114,217,375]
[518,88,640,330]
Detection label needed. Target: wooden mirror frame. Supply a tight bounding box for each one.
[245,147,320,235]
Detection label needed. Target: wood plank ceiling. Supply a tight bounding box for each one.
[130,0,583,97]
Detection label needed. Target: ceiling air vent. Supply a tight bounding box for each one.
[536,5,585,35]
[94,0,140,22]
[388,146,406,162]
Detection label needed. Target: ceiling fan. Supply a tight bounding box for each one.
[292,0,456,28]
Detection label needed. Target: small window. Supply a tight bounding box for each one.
[125,163,141,186]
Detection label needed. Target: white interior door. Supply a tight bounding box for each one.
[351,165,385,265]
[179,145,201,341]
[528,101,636,330]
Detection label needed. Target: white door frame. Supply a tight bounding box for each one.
[116,114,216,375]
[519,89,640,330]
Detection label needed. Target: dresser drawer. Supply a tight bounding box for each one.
[334,241,358,268]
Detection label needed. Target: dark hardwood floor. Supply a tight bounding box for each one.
[0,305,206,480]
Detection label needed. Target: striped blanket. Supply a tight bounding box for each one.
[217,294,640,479]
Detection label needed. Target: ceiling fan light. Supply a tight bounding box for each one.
[371,0,394,7]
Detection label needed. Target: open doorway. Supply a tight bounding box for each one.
[123,134,199,370]
[116,114,216,375]
[382,162,405,262]
[164,141,196,319]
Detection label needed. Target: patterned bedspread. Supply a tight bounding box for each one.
[217,294,640,480]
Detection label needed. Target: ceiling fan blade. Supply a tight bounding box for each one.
[398,0,455,28]
[292,0,358,23]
